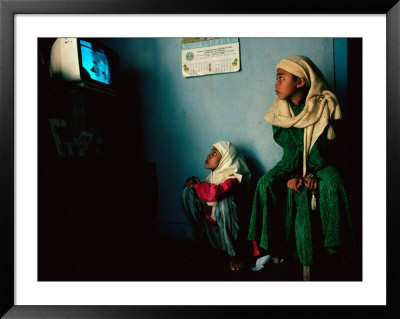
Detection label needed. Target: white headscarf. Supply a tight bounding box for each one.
[202,141,251,220]
[203,141,251,187]
[264,55,342,176]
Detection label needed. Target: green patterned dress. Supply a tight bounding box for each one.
[248,102,354,266]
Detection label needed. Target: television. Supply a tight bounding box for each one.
[49,38,120,95]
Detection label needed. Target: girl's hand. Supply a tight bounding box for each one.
[287,176,303,193]
[304,176,318,191]
[184,176,200,188]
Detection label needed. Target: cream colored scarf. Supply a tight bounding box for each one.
[203,141,251,220]
[264,55,342,177]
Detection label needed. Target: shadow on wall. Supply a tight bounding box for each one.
[245,156,265,195]
[115,65,161,232]
[114,69,145,159]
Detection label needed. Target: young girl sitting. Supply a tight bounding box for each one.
[182,141,251,272]
[247,55,354,280]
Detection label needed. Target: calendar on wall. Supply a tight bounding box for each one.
[181,38,241,78]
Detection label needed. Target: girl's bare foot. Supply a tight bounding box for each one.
[229,256,245,272]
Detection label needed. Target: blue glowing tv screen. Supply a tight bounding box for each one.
[79,40,112,85]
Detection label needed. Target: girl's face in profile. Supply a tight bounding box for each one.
[274,68,299,100]
[205,146,222,170]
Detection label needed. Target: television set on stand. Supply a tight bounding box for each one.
[49,38,120,96]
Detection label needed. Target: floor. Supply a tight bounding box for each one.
[134,237,359,282]
[38,229,361,281]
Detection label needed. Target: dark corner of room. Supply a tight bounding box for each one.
[37,38,158,281]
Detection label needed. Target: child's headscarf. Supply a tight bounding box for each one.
[203,141,251,220]
[264,55,342,176]
[203,141,251,189]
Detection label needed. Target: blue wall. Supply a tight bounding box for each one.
[103,38,347,238]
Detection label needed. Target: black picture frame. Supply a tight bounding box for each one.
[1,0,399,318]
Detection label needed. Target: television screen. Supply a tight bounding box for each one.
[79,40,111,85]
